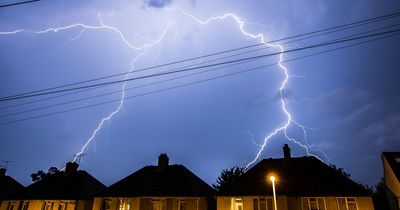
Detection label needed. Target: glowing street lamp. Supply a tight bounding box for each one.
[269,175,277,210]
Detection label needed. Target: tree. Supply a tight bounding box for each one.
[213,166,245,192]
[30,170,47,182]
[329,164,351,178]
[30,167,60,183]
[372,178,390,210]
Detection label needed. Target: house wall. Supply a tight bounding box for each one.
[382,156,400,210]
[216,196,288,210]
[217,196,374,210]
[356,197,374,210]
[0,200,91,210]
[92,197,209,210]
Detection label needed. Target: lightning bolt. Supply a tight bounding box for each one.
[1,5,325,168]
[0,12,174,164]
[166,7,324,169]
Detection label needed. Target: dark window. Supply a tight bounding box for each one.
[253,199,259,210]
[101,199,111,210]
[7,202,15,210]
[301,198,326,210]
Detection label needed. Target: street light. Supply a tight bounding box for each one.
[269,175,277,210]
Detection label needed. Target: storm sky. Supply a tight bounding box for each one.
[1,0,400,187]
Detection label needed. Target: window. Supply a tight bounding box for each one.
[337,197,358,210]
[232,198,243,210]
[58,202,66,210]
[101,199,111,210]
[151,199,165,210]
[7,202,16,210]
[178,200,186,210]
[119,199,131,210]
[301,198,326,210]
[42,202,54,210]
[18,201,29,210]
[253,197,273,210]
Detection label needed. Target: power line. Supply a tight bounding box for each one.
[2,20,400,110]
[1,30,399,125]
[1,10,399,100]
[0,0,40,8]
[2,27,399,102]
[2,22,399,118]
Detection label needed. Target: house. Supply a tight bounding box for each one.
[0,167,24,204]
[382,152,400,210]
[217,144,374,210]
[0,162,106,210]
[93,154,215,210]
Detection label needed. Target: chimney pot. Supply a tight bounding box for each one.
[65,162,79,174]
[283,144,291,159]
[158,153,169,172]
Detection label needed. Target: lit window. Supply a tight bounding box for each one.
[119,199,131,210]
[337,197,358,210]
[301,198,325,210]
[252,197,273,210]
[101,199,111,210]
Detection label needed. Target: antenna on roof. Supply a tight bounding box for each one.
[73,154,86,164]
[1,160,14,169]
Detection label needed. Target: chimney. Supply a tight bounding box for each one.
[283,144,291,159]
[0,168,6,176]
[65,162,79,174]
[157,153,169,172]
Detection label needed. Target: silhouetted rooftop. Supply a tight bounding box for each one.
[9,170,105,200]
[219,156,370,197]
[99,164,215,197]
[0,171,24,200]
[382,152,400,182]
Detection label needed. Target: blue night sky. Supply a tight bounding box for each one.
[1,0,400,187]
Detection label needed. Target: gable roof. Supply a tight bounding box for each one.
[382,152,400,182]
[0,173,24,200]
[99,164,215,197]
[219,156,369,197]
[10,170,105,200]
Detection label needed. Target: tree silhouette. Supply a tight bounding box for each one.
[213,166,245,192]
[329,164,351,178]
[30,167,60,182]
[372,178,390,210]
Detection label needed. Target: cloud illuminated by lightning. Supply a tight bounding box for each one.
[0,5,325,168]
[0,12,174,164]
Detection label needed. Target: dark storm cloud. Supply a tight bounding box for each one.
[144,0,173,8]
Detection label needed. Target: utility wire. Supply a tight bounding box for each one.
[2,22,399,117]
[1,30,398,125]
[1,10,399,100]
[1,27,399,102]
[0,0,39,8]
[2,19,400,110]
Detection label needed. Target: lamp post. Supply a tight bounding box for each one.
[269,175,277,210]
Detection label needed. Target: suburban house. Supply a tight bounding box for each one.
[92,154,215,210]
[0,167,24,203]
[382,152,400,210]
[217,144,374,210]
[0,162,106,210]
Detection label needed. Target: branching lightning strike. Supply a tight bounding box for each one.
[0,12,174,164]
[166,7,323,169]
[0,6,324,168]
